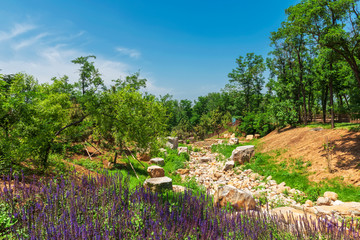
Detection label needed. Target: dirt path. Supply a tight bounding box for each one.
[260,127,360,186]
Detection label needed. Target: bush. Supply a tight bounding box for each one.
[238,112,275,136]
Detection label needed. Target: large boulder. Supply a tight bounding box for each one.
[150,157,165,166]
[143,177,173,192]
[166,137,178,149]
[213,185,256,211]
[230,145,255,165]
[147,166,165,178]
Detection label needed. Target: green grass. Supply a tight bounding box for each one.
[302,122,360,131]
[241,153,360,203]
[211,139,261,159]
[105,148,205,193]
[70,157,104,171]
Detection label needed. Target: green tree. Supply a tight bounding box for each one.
[228,53,265,113]
[287,0,360,89]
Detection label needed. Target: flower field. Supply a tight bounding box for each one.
[0,171,359,239]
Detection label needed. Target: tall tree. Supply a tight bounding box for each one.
[228,53,265,113]
[287,0,360,89]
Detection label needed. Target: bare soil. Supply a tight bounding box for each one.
[260,127,360,186]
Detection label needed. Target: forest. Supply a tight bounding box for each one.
[1,0,360,239]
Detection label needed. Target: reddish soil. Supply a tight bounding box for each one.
[260,127,360,186]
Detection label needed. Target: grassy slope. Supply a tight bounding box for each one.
[212,139,360,203]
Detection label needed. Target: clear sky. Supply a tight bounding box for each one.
[0,0,299,100]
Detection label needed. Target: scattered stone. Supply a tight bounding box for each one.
[200,157,211,163]
[143,177,173,192]
[305,200,313,207]
[137,153,151,161]
[178,147,188,155]
[223,161,235,171]
[173,185,188,193]
[324,191,338,201]
[214,185,256,211]
[254,134,261,139]
[317,197,331,206]
[218,139,224,144]
[230,145,255,165]
[214,172,222,179]
[249,173,260,181]
[246,135,254,141]
[150,157,165,166]
[332,200,344,206]
[229,137,239,145]
[166,137,178,149]
[268,180,277,186]
[177,168,189,175]
[147,166,165,178]
[159,148,167,157]
[266,176,272,181]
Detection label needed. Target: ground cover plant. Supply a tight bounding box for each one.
[1,171,359,239]
[300,123,360,131]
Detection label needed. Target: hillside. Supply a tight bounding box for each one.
[260,127,360,186]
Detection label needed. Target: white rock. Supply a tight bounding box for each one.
[150,157,165,166]
[223,161,235,171]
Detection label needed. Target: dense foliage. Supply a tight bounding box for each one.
[0,58,168,172]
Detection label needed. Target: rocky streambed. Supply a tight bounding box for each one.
[176,143,360,221]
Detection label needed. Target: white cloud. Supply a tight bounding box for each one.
[12,33,48,50]
[115,47,141,59]
[0,23,36,42]
[0,21,171,97]
[0,46,132,85]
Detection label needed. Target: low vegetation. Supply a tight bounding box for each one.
[1,171,359,239]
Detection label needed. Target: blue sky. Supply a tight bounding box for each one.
[0,0,299,100]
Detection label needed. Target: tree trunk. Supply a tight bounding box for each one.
[296,50,307,125]
[301,84,307,125]
[322,85,328,123]
[329,64,335,129]
[42,115,88,168]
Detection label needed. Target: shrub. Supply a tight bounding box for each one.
[238,112,275,136]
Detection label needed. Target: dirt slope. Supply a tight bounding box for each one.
[260,127,360,186]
